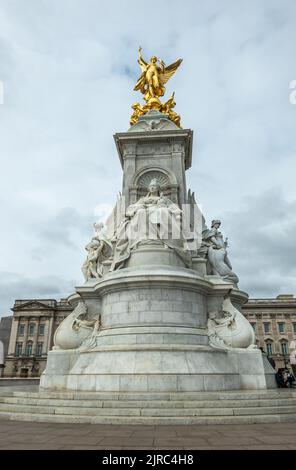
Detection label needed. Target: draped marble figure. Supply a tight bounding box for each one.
[202,220,239,285]
[110,178,191,270]
[81,223,113,281]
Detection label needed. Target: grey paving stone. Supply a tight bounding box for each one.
[1,419,296,450]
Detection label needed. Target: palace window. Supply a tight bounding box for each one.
[281,341,288,356]
[15,343,22,356]
[39,324,45,336]
[37,343,43,356]
[18,324,25,336]
[266,342,273,356]
[28,324,35,336]
[26,341,33,356]
[264,323,270,334]
[278,323,285,334]
[293,323,296,334]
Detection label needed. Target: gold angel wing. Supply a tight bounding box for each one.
[159,59,183,85]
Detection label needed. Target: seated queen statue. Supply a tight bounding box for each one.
[110,178,191,270]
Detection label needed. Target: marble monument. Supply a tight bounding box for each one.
[40,50,275,393]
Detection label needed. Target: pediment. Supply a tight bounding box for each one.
[14,300,54,311]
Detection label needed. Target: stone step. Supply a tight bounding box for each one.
[1,389,295,401]
[0,388,295,425]
[1,396,296,409]
[0,402,295,418]
[1,410,296,425]
[0,403,139,416]
[139,405,296,417]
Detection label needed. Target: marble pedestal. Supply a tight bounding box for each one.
[40,258,276,392]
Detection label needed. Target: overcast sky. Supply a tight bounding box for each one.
[0,0,295,316]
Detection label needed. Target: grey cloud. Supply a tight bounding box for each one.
[219,188,296,297]
[0,272,76,315]
[34,207,94,249]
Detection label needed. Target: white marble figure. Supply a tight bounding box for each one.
[110,178,191,270]
[82,223,113,281]
[208,297,256,350]
[53,300,96,350]
[79,315,102,351]
[202,220,239,285]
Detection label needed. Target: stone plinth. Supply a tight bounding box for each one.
[41,265,275,393]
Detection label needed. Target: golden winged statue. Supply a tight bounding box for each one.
[130,47,182,127]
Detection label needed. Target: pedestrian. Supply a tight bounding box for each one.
[275,368,287,388]
[289,345,296,378]
[283,368,296,387]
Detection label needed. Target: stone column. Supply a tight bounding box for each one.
[122,143,137,206]
[33,317,40,355]
[7,317,19,355]
[171,143,186,205]
[23,318,29,355]
[48,314,56,352]
[44,315,54,353]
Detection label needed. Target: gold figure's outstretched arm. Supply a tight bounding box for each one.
[134,47,148,92]
[137,46,148,73]
[159,59,183,85]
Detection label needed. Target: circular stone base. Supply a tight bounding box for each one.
[43,267,269,395]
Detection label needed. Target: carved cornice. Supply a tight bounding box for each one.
[77,267,211,298]
[114,129,193,171]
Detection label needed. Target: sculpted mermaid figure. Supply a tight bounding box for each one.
[53,300,97,350]
[208,297,257,350]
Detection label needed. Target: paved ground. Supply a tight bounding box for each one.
[0,420,296,449]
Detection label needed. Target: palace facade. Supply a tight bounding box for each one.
[3,299,71,378]
[243,294,296,370]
